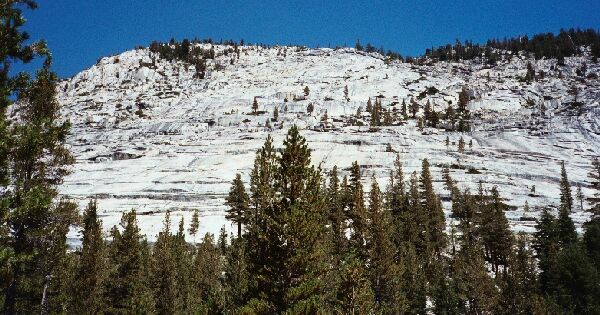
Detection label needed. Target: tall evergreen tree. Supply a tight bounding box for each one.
[533,208,558,294]
[226,173,250,237]
[191,234,224,313]
[478,186,513,273]
[420,159,446,257]
[348,162,368,258]
[105,210,154,314]
[70,200,107,314]
[560,161,574,213]
[497,233,539,314]
[222,237,250,311]
[327,166,346,254]
[366,178,406,313]
[151,212,191,314]
[1,4,77,309]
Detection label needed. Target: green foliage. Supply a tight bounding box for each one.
[226,173,250,237]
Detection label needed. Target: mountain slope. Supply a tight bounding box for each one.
[57,44,600,239]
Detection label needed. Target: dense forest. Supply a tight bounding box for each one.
[2,1,600,314]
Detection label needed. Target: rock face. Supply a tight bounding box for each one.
[57,44,600,239]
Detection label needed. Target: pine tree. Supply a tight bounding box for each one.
[547,242,600,313]
[446,103,456,128]
[560,161,574,213]
[321,110,328,122]
[420,159,446,257]
[344,85,349,101]
[497,233,539,314]
[307,102,314,115]
[576,184,584,212]
[273,106,279,121]
[457,87,471,131]
[583,215,600,271]
[348,162,368,258]
[410,98,419,118]
[401,99,408,120]
[589,157,600,215]
[525,61,536,83]
[223,237,250,311]
[189,208,200,241]
[430,106,439,127]
[105,210,155,314]
[328,166,346,254]
[399,243,427,313]
[226,173,250,237]
[303,85,310,96]
[191,234,223,313]
[533,208,558,294]
[252,96,259,114]
[458,136,465,153]
[478,186,513,273]
[70,200,107,314]
[1,8,78,309]
[277,126,331,312]
[366,178,407,313]
[424,99,432,123]
[336,253,375,313]
[451,244,498,313]
[366,98,373,113]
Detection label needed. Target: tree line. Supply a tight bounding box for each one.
[424,28,600,64]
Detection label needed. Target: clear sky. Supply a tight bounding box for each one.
[19,0,600,78]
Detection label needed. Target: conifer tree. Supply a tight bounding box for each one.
[398,243,427,313]
[424,99,432,122]
[420,159,446,257]
[478,186,513,273]
[401,99,408,120]
[497,233,539,314]
[458,136,465,153]
[576,184,584,212]
[273,106,279,121]
[277,126,331,312]
[70,200,107,314]
[451,244,498,313]
[336,253,375,313]
[366,178,406,313]
[328,166,346,253]
[191,234,223,313]
[105,210,154,314]
[303,85,310,96]
[457,87,471,131]
[189,208,200,241]
[406,171,429,252]
[533,208,558,294]
[410,98,419,118]
[226,173,250,237]
[151,212,185,314]
[252,96,259,114]
[547,242,600,313]
[559,161,574,213]
[223,237,250,311]
[348,162,368,258]
[589,157,600,215]
[525,61,536,82]
[1,6,77,309]
[307,102,314,115]
[445,103,456,128]
[344,85,349,101]
[366,98,373,113]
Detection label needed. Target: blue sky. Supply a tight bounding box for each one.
[19,0,600,78]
